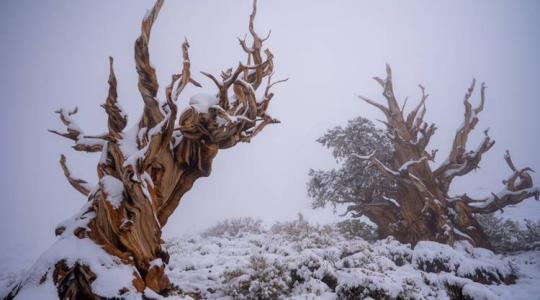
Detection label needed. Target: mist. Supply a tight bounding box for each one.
[1,0,539,268]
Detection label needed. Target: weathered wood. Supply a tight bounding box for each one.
[354,65,539,248]
[8,1,283,298]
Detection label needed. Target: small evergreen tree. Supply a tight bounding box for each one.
[308,117,395,216]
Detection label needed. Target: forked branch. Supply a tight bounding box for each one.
[459,151,539,214]
[48,108,105,152]
[59,154,92,196]
[434,82,493,192]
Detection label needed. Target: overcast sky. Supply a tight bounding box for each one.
[1,0,539,266]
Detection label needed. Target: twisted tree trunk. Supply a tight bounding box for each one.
[6,1,285,299]
[351,65,539,248]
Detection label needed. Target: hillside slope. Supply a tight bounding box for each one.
[2,219,539,299]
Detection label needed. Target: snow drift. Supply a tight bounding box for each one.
[2,218,539,300]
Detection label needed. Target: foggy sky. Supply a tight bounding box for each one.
[1,0,539,266]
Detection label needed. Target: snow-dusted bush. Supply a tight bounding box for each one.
[335,219,378,241]
[523,219,540,249]
[6,218,537,299]
[335,271,424,300]
[412,241,516,284]
[223,255,291,299]
[202,217,264,238]
[160,218,531,300]
[289,253,337,295]
[477,214,540,253]
[270,215,337,250]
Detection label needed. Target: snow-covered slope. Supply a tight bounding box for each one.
[164,220,540,300]
[2,219,540,300]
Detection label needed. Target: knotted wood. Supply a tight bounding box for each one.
[7,1,285,299]
[353,65,539,248]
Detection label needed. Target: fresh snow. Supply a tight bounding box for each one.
[101,175,124,209]
[398,157,428,173]
[2,202,141,299]
[161,222,539,300]
[469,187,540,209]
[2,220,540,300]
[189,93,219,113]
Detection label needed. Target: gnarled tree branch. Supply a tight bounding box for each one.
[49,107,105,152]
[101,57,127,139]
[24,0,285,298]
[466,151,539,214]
[135,0,165,129]
[344,65,537,249]
[59,154,92,196]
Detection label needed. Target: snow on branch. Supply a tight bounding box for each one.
[435,129,495,193]
[398,157,429,174]
[142,40,201,170]
[177,0,281,150]
[353,151,399,177]
[49,107,105,152]
[465,151,539,214]
[354,152,429,180]
[436,81,489,180]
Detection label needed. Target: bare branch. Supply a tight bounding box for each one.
[466,151,539,213]
[416,123,437,152]
[357,94,390,119]
[257,75,288,116]
[170,0,283,206]
[435,129,495,193]
[448,79,482,163]
[433,80,494,193]
[468,187,540,214]
[406,84,428,129]
[239,115,279,143]
[144,40,200,169]
[380,64,402,116]
[503,149,517,172]
[400,96,408,113]
[101,57,127,139]
[135,0,165,129]
[474,82,486,115]
[49,108,104,152]
[201,62,248,110]
[59,154,92,196]
[173,39,201,102]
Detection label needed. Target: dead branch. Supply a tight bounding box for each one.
[101,57,127,139]
[135,0,165,129]
[49,108,105,152]
[59,154,92,196]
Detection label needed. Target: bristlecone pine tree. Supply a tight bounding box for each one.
[6,1,285,299]
[328,65,539,249]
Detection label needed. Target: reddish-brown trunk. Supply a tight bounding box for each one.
[355,65,539,249]
[7,1,286,299]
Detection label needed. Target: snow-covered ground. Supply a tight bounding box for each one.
[1,219,540,300]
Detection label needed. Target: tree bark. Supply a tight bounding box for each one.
[6,0,286,299]
[354,65,539,248]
